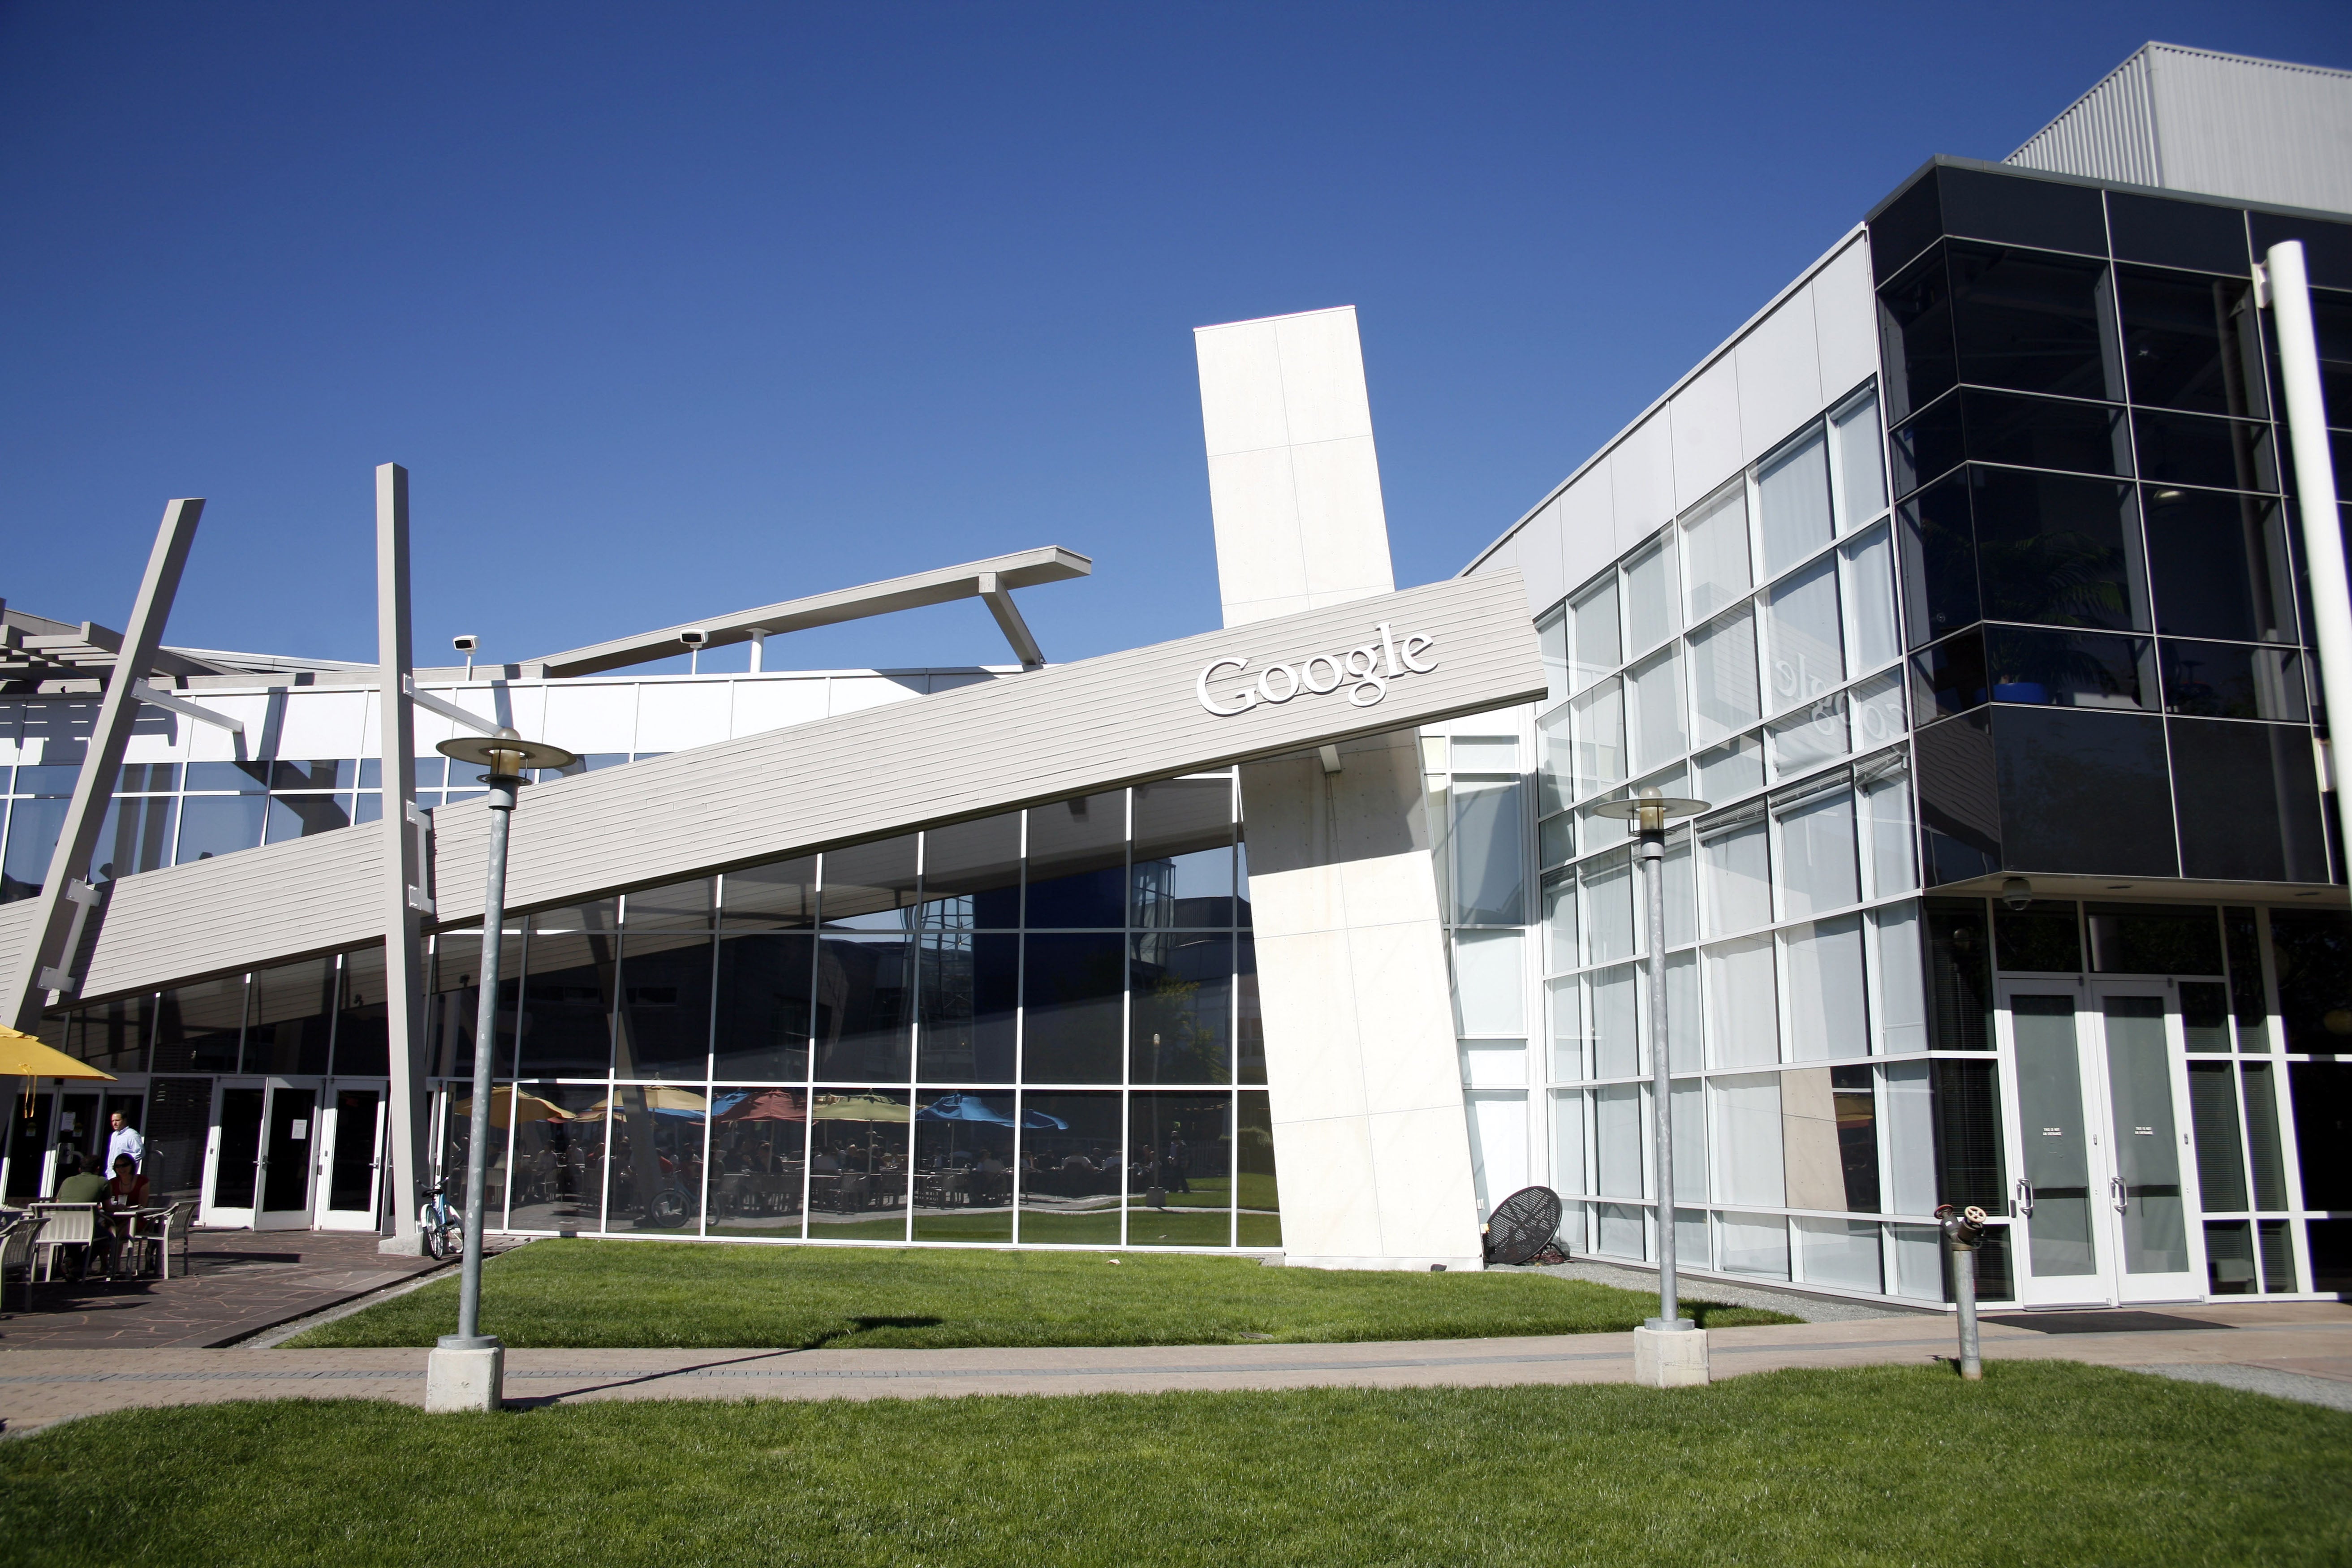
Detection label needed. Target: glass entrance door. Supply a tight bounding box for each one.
[204,1082,267,1227]
[203,1081,322,1229]
[314,1086,385,1231]
[2001,983,2207,1305]
[256,1086,319,1230]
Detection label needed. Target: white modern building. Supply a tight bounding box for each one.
[2,42,2348,1308]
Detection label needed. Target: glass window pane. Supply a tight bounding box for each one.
[1452,930,1525,1038]
[1570,576,1621,690]
[1785,917,1867,1060]
[1581,852,1634,966]
[1538,606,1569,706]
[723,855,818,930]
[1452,779,1525,925]
[1776,785,1859,918]
[1947,242,2122,400]
[1712,1072,1784,1204]
[1025,795,1126,928]
[1130,933,1232,1084]
[1759,429,1833,578]
[1874,902,1928,1054]
[806,1089,910,1241]
[2145,490,2296,645]
[813,934,913,1081]
[1128,1092,1232,1247]
[613,931,714,1082]
[1537,707,1572,815]
[1022,932,1124,1083]
[1236,1089,1280,1248]
[243,957,336,1076]
[1551,1089,1587,1194]
[89,794,176,885]
[1019,1090,1123,1245]
[2268,910,2352,1054]
[1682,484,1751,621]
[1764,554,1844,715]
[1833,392,1887,526]
[1896,470,1979,647]
[2159,642,2308,722]
[1798,1217,1883,1291]
[821,836,921,931]
[1767,691,1849,780]
[1984,628,2154,710]
[2188,1062,2249,1210]
[1548,979,1584,1081]
[1627,648,1687,775]
[1972,470,2148,633]
[2243,1063,2287,1210]
[1687,609,1760,748]
[1663,831,1697,949]
[174,795,265,864]
[1595,1081,1643,1194]
[332,944,392,1077]
[923,813,1024,931]
[1592,965,1638,1079]
[1989,709,2177,877]
[1849,670,1906,754]
[1623,535,1679,656]
[2134,409,2279,494]
[908,1090,1018,1243]
[1572,678,1625,798]
[514,913,616,1079]
[1130,782,1233,930]
[1859,760,1917,899]
[1704,938,1778,1068]
[1694,732,1764,805]
[1667,949,1701,1073]
[1542,870,1577,976]
[625,878,715,931]
[2116,267,2265,417]
[918,931,1017,1083]
[714,933,815,1082]
[1700,812,1771,937]
[1842,526,1900,673]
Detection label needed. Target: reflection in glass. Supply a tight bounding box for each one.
[807,1089,911,1240]
[912,1091,1015,1243]
[1990,708,2176,877]
[1994,901,2081,973]
[2144,489,2295,644]
[1018,1090,1122,1244]
[922,814,1022,930]
[2116,266,2265,418]
[1763,555,1843,713]
[1130,779,1234,927]
[1451,778,1525,925]
[2170,719,2328,883]
[1983,627,2154,709]
[2266,910,2352,1053]
[516,912,616,1079]
[151,976,244,1074]
[1681,482,1751,620]
[613,930,714,1081]
[722,855,817,929]
[245,957,336,1075]
[1623,534,1678,656]
[918,931,1017,1082]
[2084,903,2222,976]
[598,1081,707,1234]
[263,791,351,844]
[822,836,920,930]
[504,1082,612,1233]
[90,795,177,884]
[1127,1092,1233,1246]
[2158,642,2306,720]
[713,935,814,1081]
[625,878,714,930]
[1896,471,1980,645]
[1022,932,1124,1082]
[1759,428,1833,578]
[2132,409,2277,494]
[1130,932,1232,1083]
[1946,242,2123,402]
[1970,470,2145,632]
[814,935,913,1081]
[175,794,266,864]
[1766,692,1847,780]
[706,1087,808,1240]
[1236,1090,1280,1247]
[1025,794,1126,927]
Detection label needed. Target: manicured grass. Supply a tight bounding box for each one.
[285,1238,1793,1349]
[4,1364,2345,1567]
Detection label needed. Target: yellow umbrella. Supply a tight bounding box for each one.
[810,1092,911,1123]
[453,1086,572,1125]
[0,1025,113,1113]
[576,1086,708,1122]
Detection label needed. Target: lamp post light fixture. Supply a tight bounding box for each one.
[1592,785,1710,1387]
[423,725,576,1414]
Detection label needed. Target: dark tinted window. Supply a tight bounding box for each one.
[712,933,813,1081]
[2305,289,2352,425]
[2117,267,2265,418]
[2106,192,2249,275]
[1910,629,1987,718]
[1916,713,2000,882]
[2272,910,2352,1053]
[1868,166,1947,281]
[813,933,913,1080]
[2168,719,2328,883]
[613,931,715,1081]
[1996,900,2082,972]
[1982,627,2153,709]
[2085,903,2223,974]
[1991,707,2177,875]
[916,930,1016,1082]
[1938,167,2108,256]
[2144,488,2296,642]
[1924,898,1994,1049]
[2133,409,2278,493]
[2158,641,2308,720]
[2249,211,2352,292]
[1022,932,1124,1082]
[1896,471,1979,645]
[1948,243,2122,402]
[516,922,617,1078]
[1879,246,1956,421]
[1893,390,2130,497]
[1970,469,2146,631]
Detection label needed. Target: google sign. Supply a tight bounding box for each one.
[1195,621,1438,716]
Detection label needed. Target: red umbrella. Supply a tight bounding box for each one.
[717,1089,808,1123]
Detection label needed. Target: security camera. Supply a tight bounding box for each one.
[678,628,709,649]
[2000,876,2033,913]
[452,634,478,654]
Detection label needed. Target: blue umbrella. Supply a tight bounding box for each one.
[917,1093,1068,1130]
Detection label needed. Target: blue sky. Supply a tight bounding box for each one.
[5,3,2348,676]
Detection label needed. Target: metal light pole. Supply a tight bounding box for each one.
[423,725,575,1413]
[1594,786,1709,1386]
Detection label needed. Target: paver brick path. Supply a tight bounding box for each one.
[0,1228,452,1352]
[0,1300,2343,1434]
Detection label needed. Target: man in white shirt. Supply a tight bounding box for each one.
[106,1112,143,1175]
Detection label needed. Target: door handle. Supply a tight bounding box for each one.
[2015,1178,2035,1218]
[2110,1175,2128,1213]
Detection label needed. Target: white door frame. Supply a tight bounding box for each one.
[253,1080,321,1232]
[200,1079,267,1228]
[2084,979,2207,1304]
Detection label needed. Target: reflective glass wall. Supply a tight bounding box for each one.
[422,769,1276,1249]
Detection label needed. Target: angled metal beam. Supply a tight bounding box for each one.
[530,546,1091,678]
[975,573,1045,670]
[132,681,245,734]
[404,677,501,736]
[6,498,202,1030]
[377,464,432,1253]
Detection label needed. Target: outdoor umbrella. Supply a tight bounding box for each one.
[810,1093,911,1123]
[716,1089,808,1122]
[578,1086,710,1122]
[915,1092,1068,1130]
[453,1086,572,1125]
[0,1025,113,1113]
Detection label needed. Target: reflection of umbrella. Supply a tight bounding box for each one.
[810,1093,910,1123]
[717,1089,807,1123]
[579,1086,709,1122]
[916,1092,1067,1130]
[455,1086,572,1124]
[0,1025,113,1113]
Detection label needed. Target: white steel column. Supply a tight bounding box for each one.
[376,464,432,1252]
[2266,241,2352,855]
[4,499,202,1033]
[1196,306,1484,1270]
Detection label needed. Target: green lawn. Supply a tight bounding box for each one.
[3,1365,2344,1567]
[286,1238,1792,1350]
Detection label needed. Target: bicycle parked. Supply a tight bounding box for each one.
[419,1179,463,1260]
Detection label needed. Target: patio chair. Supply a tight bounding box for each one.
[27,1202,98,1283]
[0,1215,41,1312]
[124,1201,194,1281]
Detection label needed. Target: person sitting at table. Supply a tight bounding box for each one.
[811,1148,841,1175]
[107,1154,150,1210]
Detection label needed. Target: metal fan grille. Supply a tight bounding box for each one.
[1483,1186,1564,1266]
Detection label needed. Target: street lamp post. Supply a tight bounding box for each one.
[1593,785,1710,1388]
[423,725,576,1414]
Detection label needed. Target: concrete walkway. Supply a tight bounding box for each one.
[0,1301,2343,1435]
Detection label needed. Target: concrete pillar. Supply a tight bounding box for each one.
[1195,307,1483,1271]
